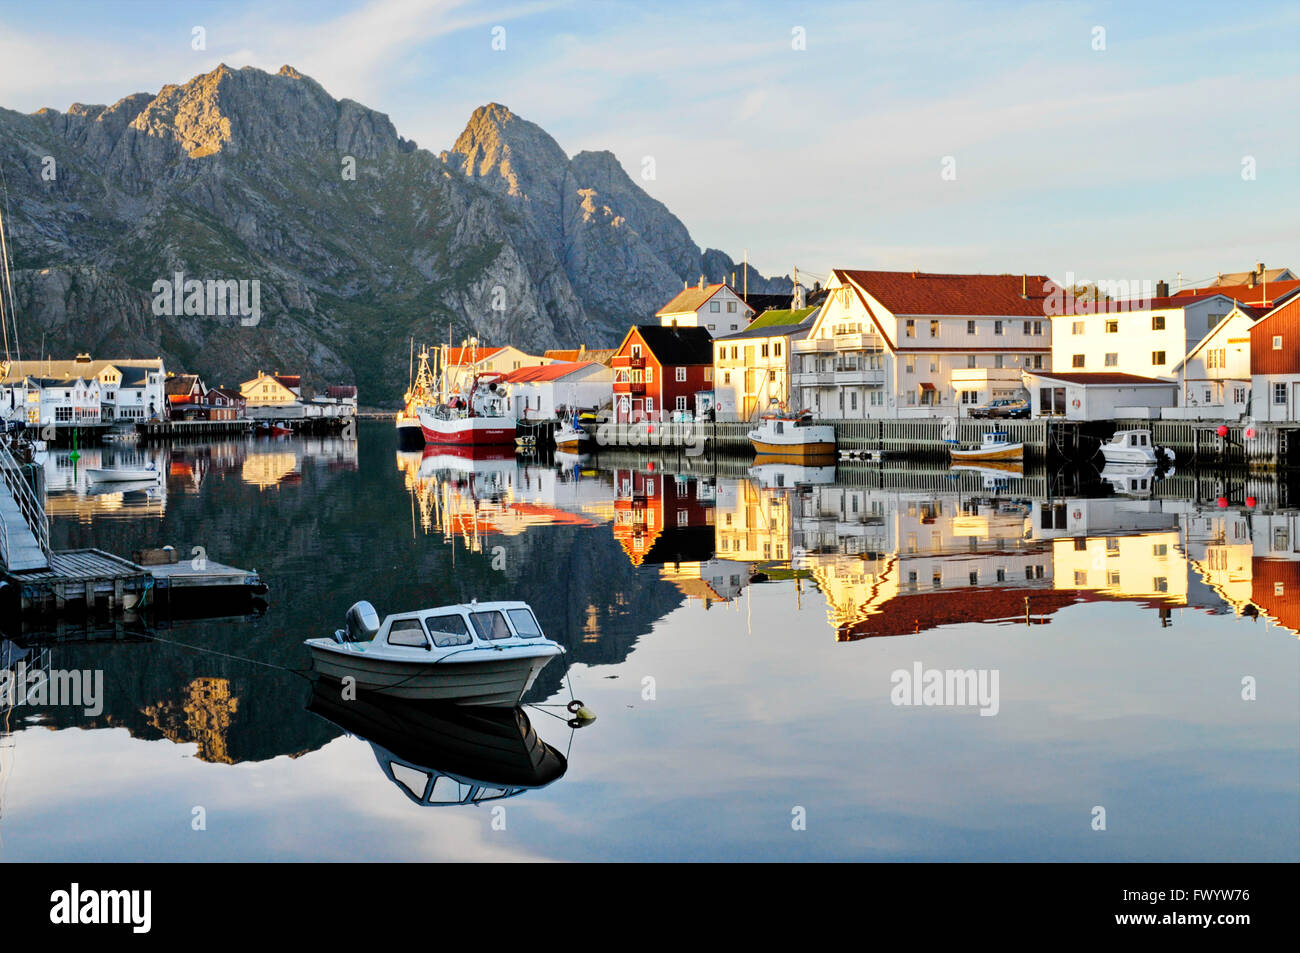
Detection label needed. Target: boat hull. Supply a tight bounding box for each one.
[86,468,160,482]
[306,643,560,706]
[949,443,1023,462]
[395,417,426,450]
[749,439,836,459]
[1100,447,1162,465]
[418,411,515,447]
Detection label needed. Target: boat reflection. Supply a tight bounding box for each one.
[307,683,568,806]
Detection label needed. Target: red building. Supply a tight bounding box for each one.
[612,467,715,566]
[611,325,714,423]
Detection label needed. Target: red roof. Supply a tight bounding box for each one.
[325,385,357,398]
[839,585,1080,641]
[444,346,505,365]
[838,269,1060,317]
[502,361,598,383]
[1174,278,1300,304]
[1028,371,1175,386]
[274,374,301,389]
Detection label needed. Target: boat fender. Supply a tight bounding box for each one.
[568,707,597,728]
[566,699,585,713]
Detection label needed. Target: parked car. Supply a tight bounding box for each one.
[970,398,1029,419]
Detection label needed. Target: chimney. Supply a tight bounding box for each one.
[1248,271,1257,288]
[1020,274,1028,299]
[1256,261,1265,278]
[1155,279,1169,298]
[698,275,705,290]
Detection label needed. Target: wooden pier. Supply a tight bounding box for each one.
[592,416,1298,468]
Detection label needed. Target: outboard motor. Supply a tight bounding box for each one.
[343,601,381,643]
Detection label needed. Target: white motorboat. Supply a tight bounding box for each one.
[86,463,160,482]
[1100,462,1174,497]
[1098,429,1174,466]
[748,412,836,459]
[305,600,564,706]
[949,431,1023,462]
[553,414,596,452]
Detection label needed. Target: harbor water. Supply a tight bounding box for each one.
[0,421,1296,861]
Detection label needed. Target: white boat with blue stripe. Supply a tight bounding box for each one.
[306,600,564,706]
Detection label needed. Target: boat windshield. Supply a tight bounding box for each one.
[470,610,513,641]
[507,607,544,638]
[425,613,472,647]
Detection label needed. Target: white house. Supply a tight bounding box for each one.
[1,355,166,426]
[656,280,755,335]
[1249,296,1300,423]
[790,269,1056,419]
[1052,279,1300,382]
[1166,304,1260,420]
[1024,370,1178,420]
[504,361,613,421]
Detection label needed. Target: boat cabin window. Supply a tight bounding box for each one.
[470,610,513,641]
[387,618,430,648]
[425,613,472,647]
[774,421,784,434]
[507,607,544,638]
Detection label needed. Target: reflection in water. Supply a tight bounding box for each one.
[308,683,567,806]
[0,423,1293,860]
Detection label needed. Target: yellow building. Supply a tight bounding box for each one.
[240,371,301,406]
[713,308,816,420]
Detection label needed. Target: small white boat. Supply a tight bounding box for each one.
[748,455,835,489]
[1100,462,1174,497]
[748,412,836,459]
[1099,429,1174,466]
[305,600,563,706]
[86,463,160,482]
[553,417,594,452]
[950,459,1024,489]
[949,431,1023,462]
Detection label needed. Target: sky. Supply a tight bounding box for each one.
[0,0,1297,287]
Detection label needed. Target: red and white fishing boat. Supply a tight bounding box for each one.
[418,371,515,446]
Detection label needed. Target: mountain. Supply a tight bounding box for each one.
[0,65,790,403]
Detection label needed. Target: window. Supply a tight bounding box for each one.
[704,367,713,382]
[1072,321,1085,335]
[905,319,915,338]
[929,358,939,372]
[1152,315,1165,330]
[425,614,472,647]
[774,342,782,357]
[55,407,73,421]
[850,391,858,410]
[675,367,686,382]
[1275,382,1288,405]
[1152,351,1166,365]
[387,618,430,648]
[994,355,1004,369]
[631,344,642,359]
[929,320,939,338]
[905,357,915,374]
[675,395,686,411]
[761,344,769,357]
[723,372,731,384]
[731,346,738,359]
[506,608,543,639]
[994,320,1003,335]
[967,320,976,335]
[1105,320,1118,333]
[710,301,720,312]
[967,355,977,369]
[727,301,736,312]
[1234,386,1246,404]
[1072,354,1085,368]
[470,610,513,641]
[1105,353,1118,367]
[645,397,654,415]
[1033,355,1043,369]
[645,366,653,383]
[1273,335,1283,350]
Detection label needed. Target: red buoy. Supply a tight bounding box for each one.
[1216,496,1229,508]
[1245,426,1257,440]
[1216,424,1229,438]
[1246,496,1257,508]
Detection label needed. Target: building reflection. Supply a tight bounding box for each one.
[399,452,1300,641]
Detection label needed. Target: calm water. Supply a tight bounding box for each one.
[2,421,1297,861]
